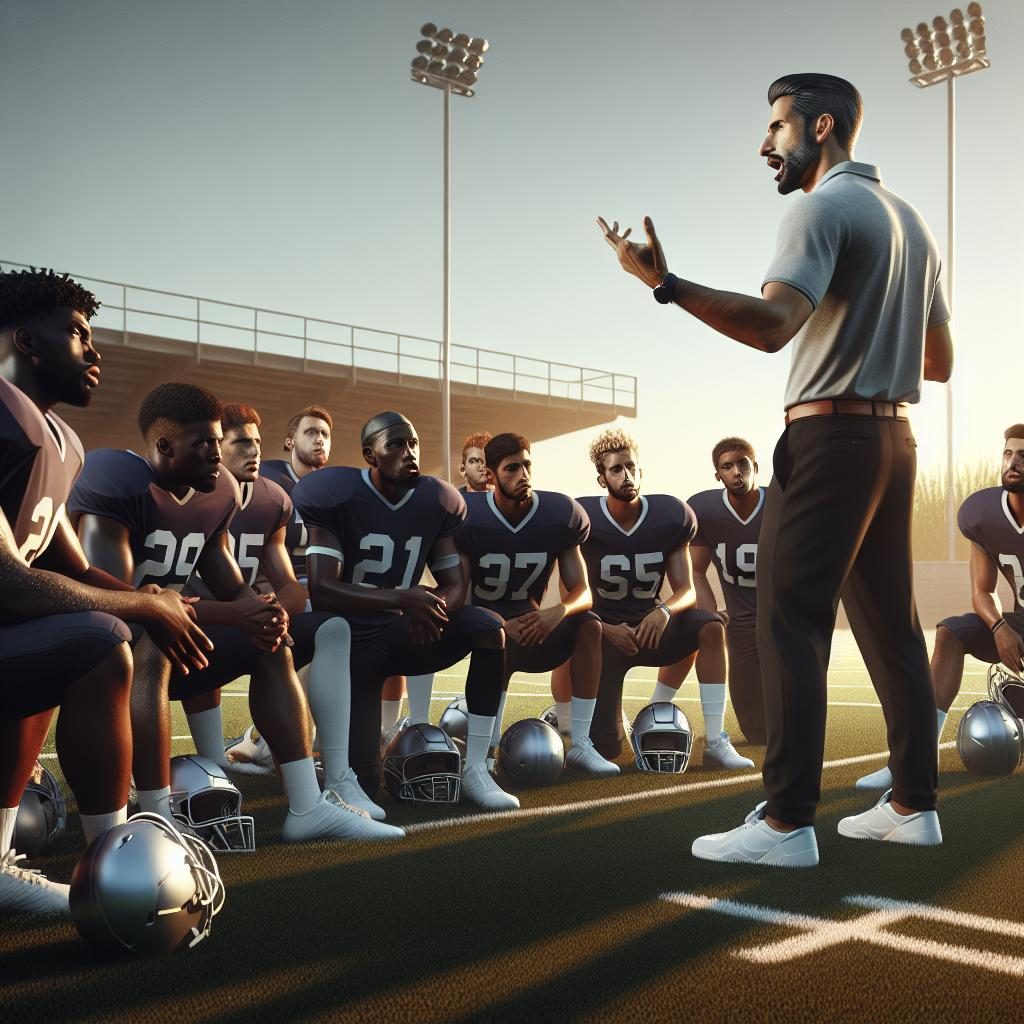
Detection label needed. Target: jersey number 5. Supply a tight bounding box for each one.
[598,552,663,600]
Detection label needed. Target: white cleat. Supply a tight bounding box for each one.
[703,732,755,771]
[326,768,387,821]
[0,850,71,915]
[461,763,520,810]
[224,726,277,776]
[282,790,404,842]
[565,737,620,777]
[838,790,942,846]
[691,802,820,868]
[855,765,894,791]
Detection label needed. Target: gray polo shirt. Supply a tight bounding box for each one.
[762,161,950,408]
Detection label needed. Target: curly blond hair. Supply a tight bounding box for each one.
[589,428,638,472]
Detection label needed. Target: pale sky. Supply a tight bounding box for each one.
[2,0,1020,500]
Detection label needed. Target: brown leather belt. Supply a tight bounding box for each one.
[784,399,910,426]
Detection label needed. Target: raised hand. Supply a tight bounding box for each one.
[597,215,668,289]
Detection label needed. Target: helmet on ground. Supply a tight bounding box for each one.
[957,699,1022,776]
[381,715,412,758]
[539,704,563,735]
[14,761,67,856]
[169,755,255,852]
[631,702,692,773]
[498,719,564,786]
[383,724,461,802]
[439,696,470,753]
[69,813,225,954]
[987,663,1024,720]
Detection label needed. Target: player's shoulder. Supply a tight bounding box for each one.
[77,449,155,497]
[685,488,722,515]
[645,493,689,519]
[0,377,56,449]
[293,465,360,506]
[536,490,581,520]
[253,473,290,509]
[215,467,242,508]
[958,487,1005,532]
[418,474,464,507]
[260,458,297,490]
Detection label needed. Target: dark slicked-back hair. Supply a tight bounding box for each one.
[768,74,863,152]
[285,404,332,451]
[222,403,262,432]
[485,432,531,471]
[461,432,492,461]
[712,436,756,470]
[0,268,101,330]
[138,383,223,440]
[1005,425,1024,441]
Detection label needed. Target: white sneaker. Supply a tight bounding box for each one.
[691,802,819,868]
[0,850,70,915]
[282,790,404,842]
[703,732,755,770]
[326,768,387,821]
[461,763,520,810]
[224,726,276,776]
[838,790,942,846]
[855,765,893,790]
[565,737,620,777]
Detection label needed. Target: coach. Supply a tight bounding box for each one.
[599,73,953,866]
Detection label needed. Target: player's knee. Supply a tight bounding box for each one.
[934,624,963,657]
[315,614,351,645]
[580,616,603,642]
[475,625,505,651]
[698,618,726,648]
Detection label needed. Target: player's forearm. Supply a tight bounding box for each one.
[433,582,465,613]
[308,578,405,615]
[662,584,697,616]
[0,561,153,623]
[194,586,255,625]
[560,583,592,618]
[275,579,308,619]
[71,564,137,592]
[971,590,1004,630]
[668,278,793,352]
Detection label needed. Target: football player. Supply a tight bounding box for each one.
[294,411,517,810]
[857,425,1024,790]
[656,437,767,745]
[456,432,618,775]
[70,383,402,841]
[458,432,492,494]
[553,429,753,769]
[0,270,209,914]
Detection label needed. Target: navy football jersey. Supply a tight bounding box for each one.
[0,376,84,565]
[686,487,766,625]
[577,494,695,626]
[261,458,311,580]
[293,467,465,618]
[69,449,240,590]
[456,491,590,619]
[959,488,1024,615]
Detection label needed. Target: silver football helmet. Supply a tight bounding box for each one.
[69,813,225,954]
[14,761,67,857]
[957,699,1023,776]
[439,696,470,754]
[383,724,461,802]
[987,663,1024,720]
[498,718,565,786]
[631,702,692,773]
[169,755,255,852]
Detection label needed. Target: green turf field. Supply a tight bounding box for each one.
[2,629,1022,1023]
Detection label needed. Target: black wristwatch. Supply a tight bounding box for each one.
[652,272,679,304]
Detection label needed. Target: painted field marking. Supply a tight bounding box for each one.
[659,891,1024,977]
[401,742,957,834]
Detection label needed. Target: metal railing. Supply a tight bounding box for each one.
[1,261,636,411]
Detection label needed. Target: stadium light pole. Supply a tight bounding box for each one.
[409,23,489,481]
[899,5,990,561]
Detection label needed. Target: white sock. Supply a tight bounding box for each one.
[555,701,572,734]
[936,707,949,741]
[136,786,172,820]
[651,682,679,704]
[698,682,727,738]
[81,806,128,845]
[305,617,351,788]
[489,691,509,748]
[466,713,497,768]
[570,696,597,744]
[1,806,17,856]
[381,700,403,731]
[186,707,229,766]
[279,758,322,815]
[406,674,435,724]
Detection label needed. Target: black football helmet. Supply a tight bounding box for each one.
[14,761,67,856]
[438,696,470,754]
[383,724,461,802]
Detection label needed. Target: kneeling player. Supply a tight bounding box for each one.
[71,383,401,841]
[294,412,517,810]
[455,433,617,775]
[554,430,752,769]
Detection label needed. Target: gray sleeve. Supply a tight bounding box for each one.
[761,195,847,309]
[927,272,951,328]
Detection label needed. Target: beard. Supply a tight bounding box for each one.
[776,133,820,195]
[1003,472,1024,494]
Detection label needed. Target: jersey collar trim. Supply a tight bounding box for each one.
[240,481,254,510]
[600,494,648,537]
[487,490,539,533]
[168,487,196,506]
[43,413,67,462]
[360,467,415,511]
[1002,490,1024,535]
[722,486,764,526]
